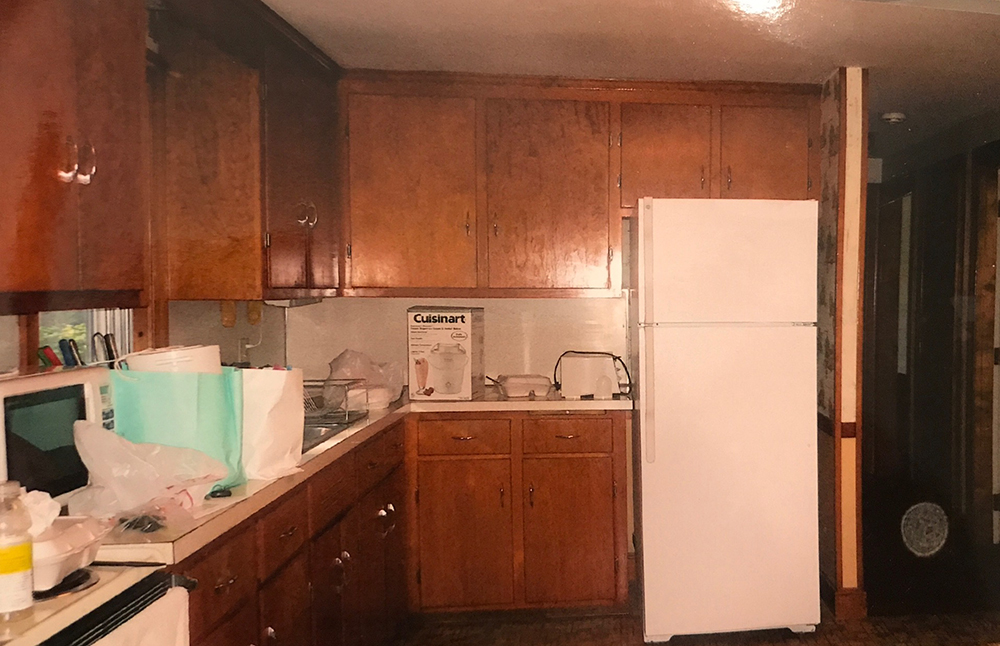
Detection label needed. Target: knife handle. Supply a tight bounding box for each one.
[41,346,62,367]
[68,339,85,366]
[59,340,76,367]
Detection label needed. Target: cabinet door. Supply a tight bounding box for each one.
[417,458,514,608]
[342,485,387,646]
[382,468,407,637]
[193,602,257,646]
[259,550,312,646]
[486,99,611,289]
[312,521,346,646]
[0,0,79,292]
[348,94,477,288]
[720,105,810,199]
[262,43,310,289]
[523,457,616,604]
[620,103,712,205]
[75,0,146,291]
[263,42,338,290]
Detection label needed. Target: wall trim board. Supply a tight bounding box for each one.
[834,587,868,622]
[819,413,834,436]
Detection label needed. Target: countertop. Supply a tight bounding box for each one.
[96,394,633,565]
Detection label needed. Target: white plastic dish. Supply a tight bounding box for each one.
[32,517,111,591]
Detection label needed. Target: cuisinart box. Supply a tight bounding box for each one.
[407,307,484,401]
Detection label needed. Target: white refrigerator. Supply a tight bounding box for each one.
[635,198,820,642]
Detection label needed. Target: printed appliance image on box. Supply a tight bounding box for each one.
[407,307,485,401]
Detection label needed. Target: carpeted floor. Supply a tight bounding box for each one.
[396,606,1000,645]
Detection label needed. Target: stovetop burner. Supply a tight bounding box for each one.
[33,568,99,601]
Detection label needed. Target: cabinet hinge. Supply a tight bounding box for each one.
[416,568,422,585]
[415,488,420,505]
[614,557,620,574]
[608,247,614,264]
[265,232,271,248]
[612,480,617,499]
[807,178,813,190]
[617,174,622,189]
[346,243,352,259]
[618,132,622,147]
[994,348,999,365]
[808,137,813,148]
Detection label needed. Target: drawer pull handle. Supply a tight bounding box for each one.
[451,435,475,441]
[367,460,379,470]
[213,574,238,593]
[279,526,298,539]
[529,484,534,508]
[555,434,577,439]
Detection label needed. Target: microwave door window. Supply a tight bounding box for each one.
[4,385,89,497]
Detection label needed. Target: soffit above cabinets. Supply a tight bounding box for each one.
[260,0,1000,160]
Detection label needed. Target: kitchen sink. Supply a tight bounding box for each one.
[302,410,368,453]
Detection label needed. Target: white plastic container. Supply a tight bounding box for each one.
[126,345,223,374]
[31,517,110,591]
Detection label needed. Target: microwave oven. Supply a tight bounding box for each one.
[0,366,113,500]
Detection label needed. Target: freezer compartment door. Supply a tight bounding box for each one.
[639,325,819,639]
[638,198,817,324]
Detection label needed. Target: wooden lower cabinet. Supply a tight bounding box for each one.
[411,412,627,611]
[417,458,514,608]
[259,551,312,646]
[312,520,346,646]
[383,468,408,634]
[193,603,258,646]
[523,456,617,604]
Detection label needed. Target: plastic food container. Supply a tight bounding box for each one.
[31,517,111,591]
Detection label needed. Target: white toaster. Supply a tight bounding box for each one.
[557,352,621,400]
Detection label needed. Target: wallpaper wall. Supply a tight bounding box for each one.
[817,68,843,588]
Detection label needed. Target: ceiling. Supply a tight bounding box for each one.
[261,0,1000,158]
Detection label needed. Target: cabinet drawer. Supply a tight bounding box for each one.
[356,422,405,494]
[522,418,613,454]
[418,419,511,455]
[193,601,257,646]
[258,486,308,581]
[309,452,357,537]
[184,525,257,642]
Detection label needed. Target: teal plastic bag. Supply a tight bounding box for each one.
[109,367,246,490]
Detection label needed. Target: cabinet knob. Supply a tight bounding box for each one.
[340,550,352,561]
[75,141,96,185]
[57,136,78,183]
[266,626,276,640]
[385,503,395,514]
[529,484,534,508]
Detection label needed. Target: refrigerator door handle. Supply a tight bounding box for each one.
[643,328,656,464]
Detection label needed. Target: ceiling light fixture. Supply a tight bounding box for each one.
[881,112,907,124]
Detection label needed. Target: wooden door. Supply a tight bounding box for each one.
[720,105,810,199]
[263,42,310,289]
[305,72,339,290]
[348,94,477,288]
[417,458,514,608]
[162,23,263,300]
[75,0,147,291]
[486,98,611,289]
[312,521,346,646]
[620,103,712,205]
[342,485,387,646]
[259,550,312,646]
[382,468,407,636]
[523,457,616,604]
[0,0,79,292]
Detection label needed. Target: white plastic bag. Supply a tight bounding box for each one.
[241,368,304,480]
[66,421,227,518]
[327,349,404,409]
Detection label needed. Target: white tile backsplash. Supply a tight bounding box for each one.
[168,301,287,367]
[286,297,628,381]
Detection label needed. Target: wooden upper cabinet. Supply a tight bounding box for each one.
[0,0,145,296]
[720,105,811,199]
[522,456,617,604]
[348,94,478,289]
[620,103,712,206]
[486,99,611,289]
[263,41,338,291]
[75,0,147,291]
[163,23,263,301]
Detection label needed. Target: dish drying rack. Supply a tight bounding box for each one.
[303,378,369,426]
